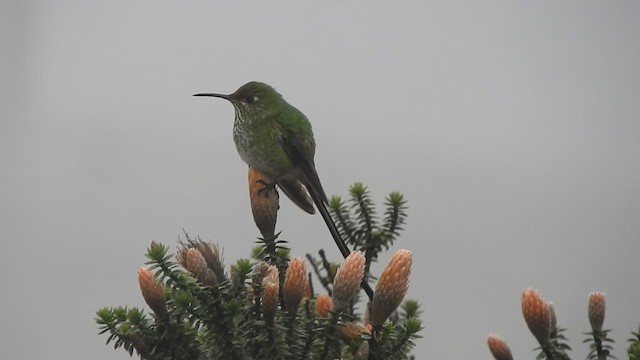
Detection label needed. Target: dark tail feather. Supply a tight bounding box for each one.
[301,160,328,204]
[305,183,374,301]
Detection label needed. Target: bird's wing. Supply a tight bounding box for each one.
[274,106,329,204]
[277,178,316,214]
[280,134,329,204]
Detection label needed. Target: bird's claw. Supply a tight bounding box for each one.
[256,179,278,199]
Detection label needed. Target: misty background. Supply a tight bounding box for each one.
[1,1,639,359]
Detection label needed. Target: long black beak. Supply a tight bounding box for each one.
[193,93,229,100]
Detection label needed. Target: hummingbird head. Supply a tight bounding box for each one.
[194,81,284,117]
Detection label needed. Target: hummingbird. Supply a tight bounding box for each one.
[194,81,325,214]
[194,81,374,299]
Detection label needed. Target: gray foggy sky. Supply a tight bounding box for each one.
[1,1,639,359]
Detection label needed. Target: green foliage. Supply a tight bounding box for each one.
[97,184,420,360]
[368,314,423,360]
[584,329,615,360]
[329,183,408,275]
[536,327,571,360]
[628,327,640,360]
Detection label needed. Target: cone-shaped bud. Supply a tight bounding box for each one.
[521,287,550,345]
[316,293,333,318]
[191,248,209,275]
[261,265,279,326]
[186,248,207,275]
[192,241,225,281]
[137,267,167,317]
[355,341,369,360]
[588,291,606,332]
[248,167,279,239]
[263,264,279,286]
[262,282,279,326]
[371,249,412,329]
[176,248,188,269]
[283,257,307,316]
[337,322,370,343]
[178,247,219,285]
[487,334,514,360]
[332,251,365,311]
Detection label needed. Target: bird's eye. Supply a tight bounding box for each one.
[246,95,258,104]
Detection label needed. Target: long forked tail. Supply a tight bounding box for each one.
[305,184,375,301]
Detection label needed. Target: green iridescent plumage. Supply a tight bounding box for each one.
[195,81,326,213]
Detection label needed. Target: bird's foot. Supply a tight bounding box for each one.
[256,179,278,199]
